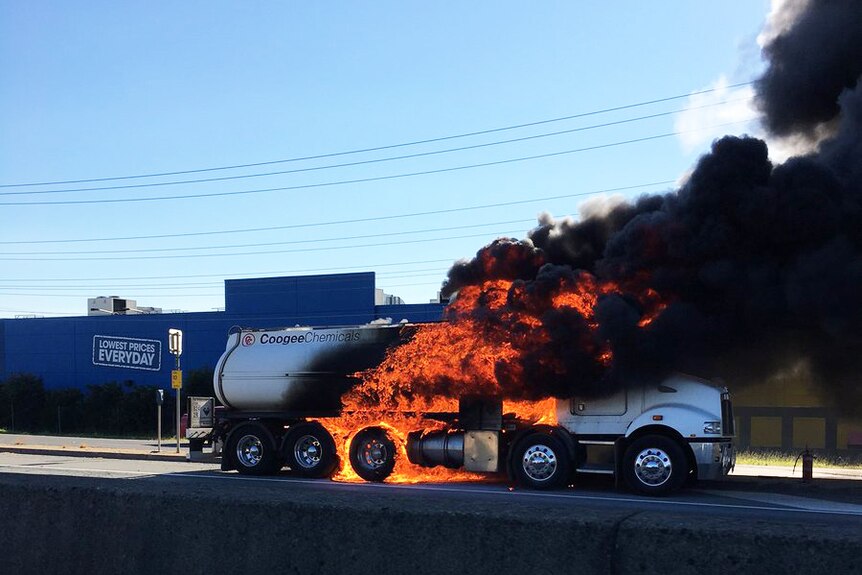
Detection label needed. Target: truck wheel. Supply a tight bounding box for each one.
[622,435,688,496]
[283,422,339,478]
[349,427,396,482]
[511,432,571,490]
[227,425,279,476]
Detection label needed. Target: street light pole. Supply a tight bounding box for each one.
[168,328,184,455]
[175,353,181,454]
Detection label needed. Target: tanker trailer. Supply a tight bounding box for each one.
[205,323,405,477]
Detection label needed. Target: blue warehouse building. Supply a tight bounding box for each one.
[0,273,444,390]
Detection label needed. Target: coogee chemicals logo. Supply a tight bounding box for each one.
[241,333,256,346]
[258,330,361,345]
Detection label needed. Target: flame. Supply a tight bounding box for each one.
[636,288,668,327]
[327,413,486,484]
[324,264,667,484]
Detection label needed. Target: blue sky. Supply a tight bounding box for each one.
[0,1,773,318]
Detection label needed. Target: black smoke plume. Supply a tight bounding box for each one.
[755,0,862,139]
[442,0,862,409]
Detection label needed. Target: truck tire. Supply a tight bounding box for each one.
[622,434,688,496]
[227,424,279,476]
[349,426,396,482]
[510,432,571,490]
[283,422,339,478]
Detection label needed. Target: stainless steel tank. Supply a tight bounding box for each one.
[214,324,406,412]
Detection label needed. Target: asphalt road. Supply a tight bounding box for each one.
[2,450,861,529]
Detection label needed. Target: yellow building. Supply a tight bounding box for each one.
[731,364,862,451]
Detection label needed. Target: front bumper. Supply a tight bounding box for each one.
[689,439,735,480]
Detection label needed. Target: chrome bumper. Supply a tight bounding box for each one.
[689,440,735,480]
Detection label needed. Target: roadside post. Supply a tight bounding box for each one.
[169,328,183,454]
[156,389,164,452]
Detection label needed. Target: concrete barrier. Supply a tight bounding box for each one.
[615,514,862,573]
[0,473,859,574]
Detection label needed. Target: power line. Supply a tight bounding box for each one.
[0,229,529,261]
[0,268,449,289]
[0,308,80,316]
[3,132,675,206]
[0,278,449,299]
[0,258,458,282]
[0,278,451,304]
[0,82,753,189]
[379,280,448,290]
[0,181,672,245]
[0,275,451,296]
[0,292,225,298]
[0,280,442,299]
[0,98,748,197]
[0,272,450,291]
[2,218,538,256]
[0,285,217,291]
[0,279,439,299]
[0,268,450,288]
[0,119,757,207]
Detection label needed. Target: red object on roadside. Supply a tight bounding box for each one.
[802,449,814,482]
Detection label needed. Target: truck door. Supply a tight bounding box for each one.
[564,388,636,437]
[571,389,627,416]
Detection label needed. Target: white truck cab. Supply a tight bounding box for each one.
[559,374,735,494]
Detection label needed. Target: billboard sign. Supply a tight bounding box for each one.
[92,335,162,372]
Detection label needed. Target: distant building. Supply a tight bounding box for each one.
[730,363,862,452]
[87,296,162,316]
[374,289,404,306]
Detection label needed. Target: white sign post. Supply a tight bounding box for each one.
[168,329,183,453]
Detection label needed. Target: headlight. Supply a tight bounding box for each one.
[703,421,722,434]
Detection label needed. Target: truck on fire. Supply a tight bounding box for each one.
[187,323,735,496]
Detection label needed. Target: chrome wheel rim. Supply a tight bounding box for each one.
[236,434,264,468]
[360,438,389,469]
[633,447,672,486]
[294,435,323,469]
[522,444,558,481]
